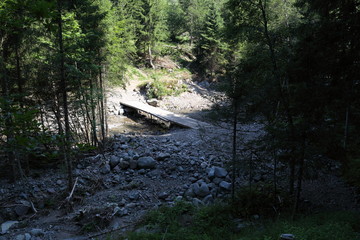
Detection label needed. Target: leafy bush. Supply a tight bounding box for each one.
[143,201,195,230]
[193,204,234,238]
[232,185,286,218]
[345,157,360,187]
[249,211,360,240]
[122,201,236,240]
[116,201,360,240]
[142,79,188,99]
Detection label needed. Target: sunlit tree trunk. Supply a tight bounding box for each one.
[89,73,98,146]
[98,65,106,142]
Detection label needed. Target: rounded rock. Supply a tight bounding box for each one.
[30,228,44,236]
[109,156,120,168]
[137,157,157,169]
[119,160,130,169]
[214,167,228,178]
[192,182,210,197]
[15,235,25,240]
[219,181,232,191]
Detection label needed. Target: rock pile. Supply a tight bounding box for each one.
[0,128,237,239]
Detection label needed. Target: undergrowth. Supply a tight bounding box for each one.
[115,201,360,240]
[345,157,360,187]
[144,79,188,99]
[138,68,189,100]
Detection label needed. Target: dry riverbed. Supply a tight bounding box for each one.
[1,79,358,240]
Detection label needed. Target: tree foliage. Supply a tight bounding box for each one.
[134,0,169,67]
[1,0,359,217]
[195,3,227,80]
[222,0,360,216]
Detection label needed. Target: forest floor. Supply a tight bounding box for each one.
[0,63,359,240]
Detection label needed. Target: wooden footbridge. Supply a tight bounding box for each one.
[120,101,212,129]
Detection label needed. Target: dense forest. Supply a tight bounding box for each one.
[1,0,360,239]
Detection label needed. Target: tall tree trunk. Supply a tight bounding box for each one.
[99,68,106,142]
[259,0,296,194]
[190,14,194,47]
[1,45,18,181]
[292,133,306,219]
[79,81,93,144]
[231,98,238,201]
[15,42,30,175]
[343,106,349,150]
[249,151,253,191]
[148,45,155,69]
[103,66,109,141]
[15,44,24,106]
[57,0,73,191]
[90,75,98,146]
[272,138,277,197]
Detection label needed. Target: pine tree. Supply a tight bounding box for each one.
[167,0,187,42]
[195,3,226,80]
[223,0,304,211]
[103,0,137,86]
[0,0,54,180]
[135,0,169,68]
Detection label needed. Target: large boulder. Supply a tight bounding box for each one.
[14,200,31,217]
[119,160,130,169]
[137,157,157,169]
[30,228,44,237]
[203,194,214,205]
[1,221,18,234]
[157,152,171,161]
[219,181,232,191]
[147,99,159,107]
[129,160,138,169]
[109,156,120,168]
[207,167,215,178]
[214,167,228,178]
[100,163,111,174]
[14,204,30,217]
[184,187,196,198]
[192,182,210,198]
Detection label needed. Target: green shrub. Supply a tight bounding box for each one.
[345,157,360,187]
[143,79,188,99]
[260,211,360,240]
[124,201,237,240]
[193,204,234,239]
[116,201,360,240]
[234,211,360,240]
[144,201,194,230]
[232,185,286,218]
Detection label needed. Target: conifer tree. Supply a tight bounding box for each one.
[167,0,187,42]
[195,3,226,80]
[103,0,137,85]
[223,0,302,205]
[135,0,169,68]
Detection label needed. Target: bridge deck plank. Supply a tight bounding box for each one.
[120,101,211,129]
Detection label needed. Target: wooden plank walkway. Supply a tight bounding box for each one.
[120,101,212,129]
